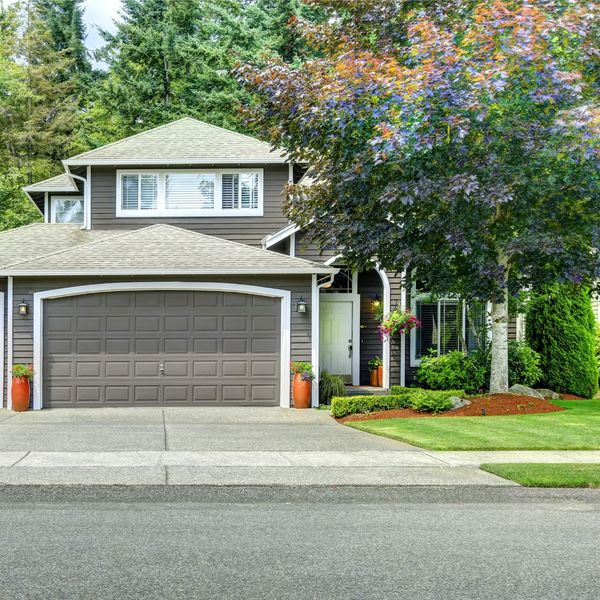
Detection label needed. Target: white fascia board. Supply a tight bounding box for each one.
[63,158,287,167]
[0,267,337,277]
[262,224,301,249]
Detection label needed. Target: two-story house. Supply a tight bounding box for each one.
[0,117,489,410]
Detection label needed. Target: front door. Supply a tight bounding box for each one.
[320,299,354,382]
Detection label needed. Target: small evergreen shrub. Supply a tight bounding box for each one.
[331,388,464,418]
[526,284,599,399]
[319,370,346,405]
[507,341,542,387]
[416,350,487,393]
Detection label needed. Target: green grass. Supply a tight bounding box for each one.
[347,399,600,450]
[480,463,600,488]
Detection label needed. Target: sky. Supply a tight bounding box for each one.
[5,0,122,51]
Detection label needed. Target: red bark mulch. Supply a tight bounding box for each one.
[338,393,565,423]
[559,393,586,400]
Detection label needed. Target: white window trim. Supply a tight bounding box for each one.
[116,169,264,218]
[32,282,291,410]
[409,284,466,368]
[50,196,85,224]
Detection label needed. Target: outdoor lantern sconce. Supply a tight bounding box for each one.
[372,294,381,309]
[296,297,308,314]
[18,299,29,315]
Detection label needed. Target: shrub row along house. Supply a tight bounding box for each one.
[1,118,520,409]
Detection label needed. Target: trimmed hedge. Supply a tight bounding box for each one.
[527,284,598,399]
[331,388,464,418]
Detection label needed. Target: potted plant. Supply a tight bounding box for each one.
[368,356,383,387]
[11,364,33,412]
[290,361,315,409]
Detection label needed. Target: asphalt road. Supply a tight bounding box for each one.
[0,486,599,600]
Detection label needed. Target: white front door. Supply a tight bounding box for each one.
[320,298,355,382]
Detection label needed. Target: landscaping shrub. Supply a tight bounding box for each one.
[319,370,346,405]
[526,284,599,399]
[507,341,542,387]
[416,350,487,393]
[331,388,464,418]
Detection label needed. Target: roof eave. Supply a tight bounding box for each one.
[63,157,288,167]
[0,267,337,276]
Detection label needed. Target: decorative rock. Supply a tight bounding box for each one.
[535,388,560,400]
[449,396,471,410]
[508,384,544,399]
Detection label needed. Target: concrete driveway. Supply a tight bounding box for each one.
[0,408,513,486]
[0,407,414,452]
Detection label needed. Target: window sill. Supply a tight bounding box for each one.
[115,209,264,218]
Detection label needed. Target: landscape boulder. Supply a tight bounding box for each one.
[508,384,544,399]
[449,396,471,410]
[535,388,560,400]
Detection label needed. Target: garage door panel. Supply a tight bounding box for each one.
[43,290,280,407]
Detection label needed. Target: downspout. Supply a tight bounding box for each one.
[311,273,335,407]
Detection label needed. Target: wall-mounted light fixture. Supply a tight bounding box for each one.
[372,294,381,309]
[18,299,29,315]
[296,297,308,313]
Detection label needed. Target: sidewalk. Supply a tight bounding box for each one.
[1,449,599,486]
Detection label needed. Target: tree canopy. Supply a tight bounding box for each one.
[238,0,599,391]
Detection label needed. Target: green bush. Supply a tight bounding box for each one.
[416,350,487,393]
[507,341,542,387]
[331,388,464,418]
[319,370,346,405]
[526,284,599,399]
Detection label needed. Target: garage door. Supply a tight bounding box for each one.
[43,290,281,407]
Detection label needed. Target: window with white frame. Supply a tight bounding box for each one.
[117,170,263,217]
[51,197,84,224]
[410,285,487,366]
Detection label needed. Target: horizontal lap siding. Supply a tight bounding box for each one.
[358,271,384,385]
[10,276,312,402]
[387,271,406,387]
[90,165,291,246]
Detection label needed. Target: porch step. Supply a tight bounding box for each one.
[345,386,390,397]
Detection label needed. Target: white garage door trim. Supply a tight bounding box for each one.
[33,282,291,410]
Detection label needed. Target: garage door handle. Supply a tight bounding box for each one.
[159,363,165,375]
[348,341,352,359]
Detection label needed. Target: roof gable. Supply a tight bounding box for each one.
[23,173,79,193]
[64,118,286,166]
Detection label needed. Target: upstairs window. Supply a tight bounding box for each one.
[117,170,263,217]
[51,197,84,224]
[121,174,158,210]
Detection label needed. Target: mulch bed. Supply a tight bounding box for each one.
[559,393,586,400]
[337,393,565,423]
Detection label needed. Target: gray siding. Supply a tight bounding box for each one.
[90,165,291,246]
[294,231,339,264]
[358,271,384,385]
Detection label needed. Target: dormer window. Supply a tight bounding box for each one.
[116,169,263,217]
[51,197,84,224]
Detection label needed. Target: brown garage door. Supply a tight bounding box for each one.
[43,290,281,407]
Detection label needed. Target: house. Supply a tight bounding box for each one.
[0,117,503,410]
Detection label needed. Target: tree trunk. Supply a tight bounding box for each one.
[489,288,509,394]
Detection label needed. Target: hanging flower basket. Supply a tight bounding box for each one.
[378,309,421,340]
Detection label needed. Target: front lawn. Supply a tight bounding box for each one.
[347,399,600,450]
[480,463,600,488]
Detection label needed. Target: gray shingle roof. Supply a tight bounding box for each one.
[23,173,79,193]
[64,118,286,166]
[0,224,336,275]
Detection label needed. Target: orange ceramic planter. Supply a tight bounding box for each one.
[11,377,30,412]
[370,370,378,387]
[377,366,383,387]
[292,374,311,409]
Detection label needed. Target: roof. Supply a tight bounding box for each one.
[22,173,79,193]
[63,117,287,166]
[0,224,336,276]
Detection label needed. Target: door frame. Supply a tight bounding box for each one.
[319,293,361,386]
[33,281,291,410]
